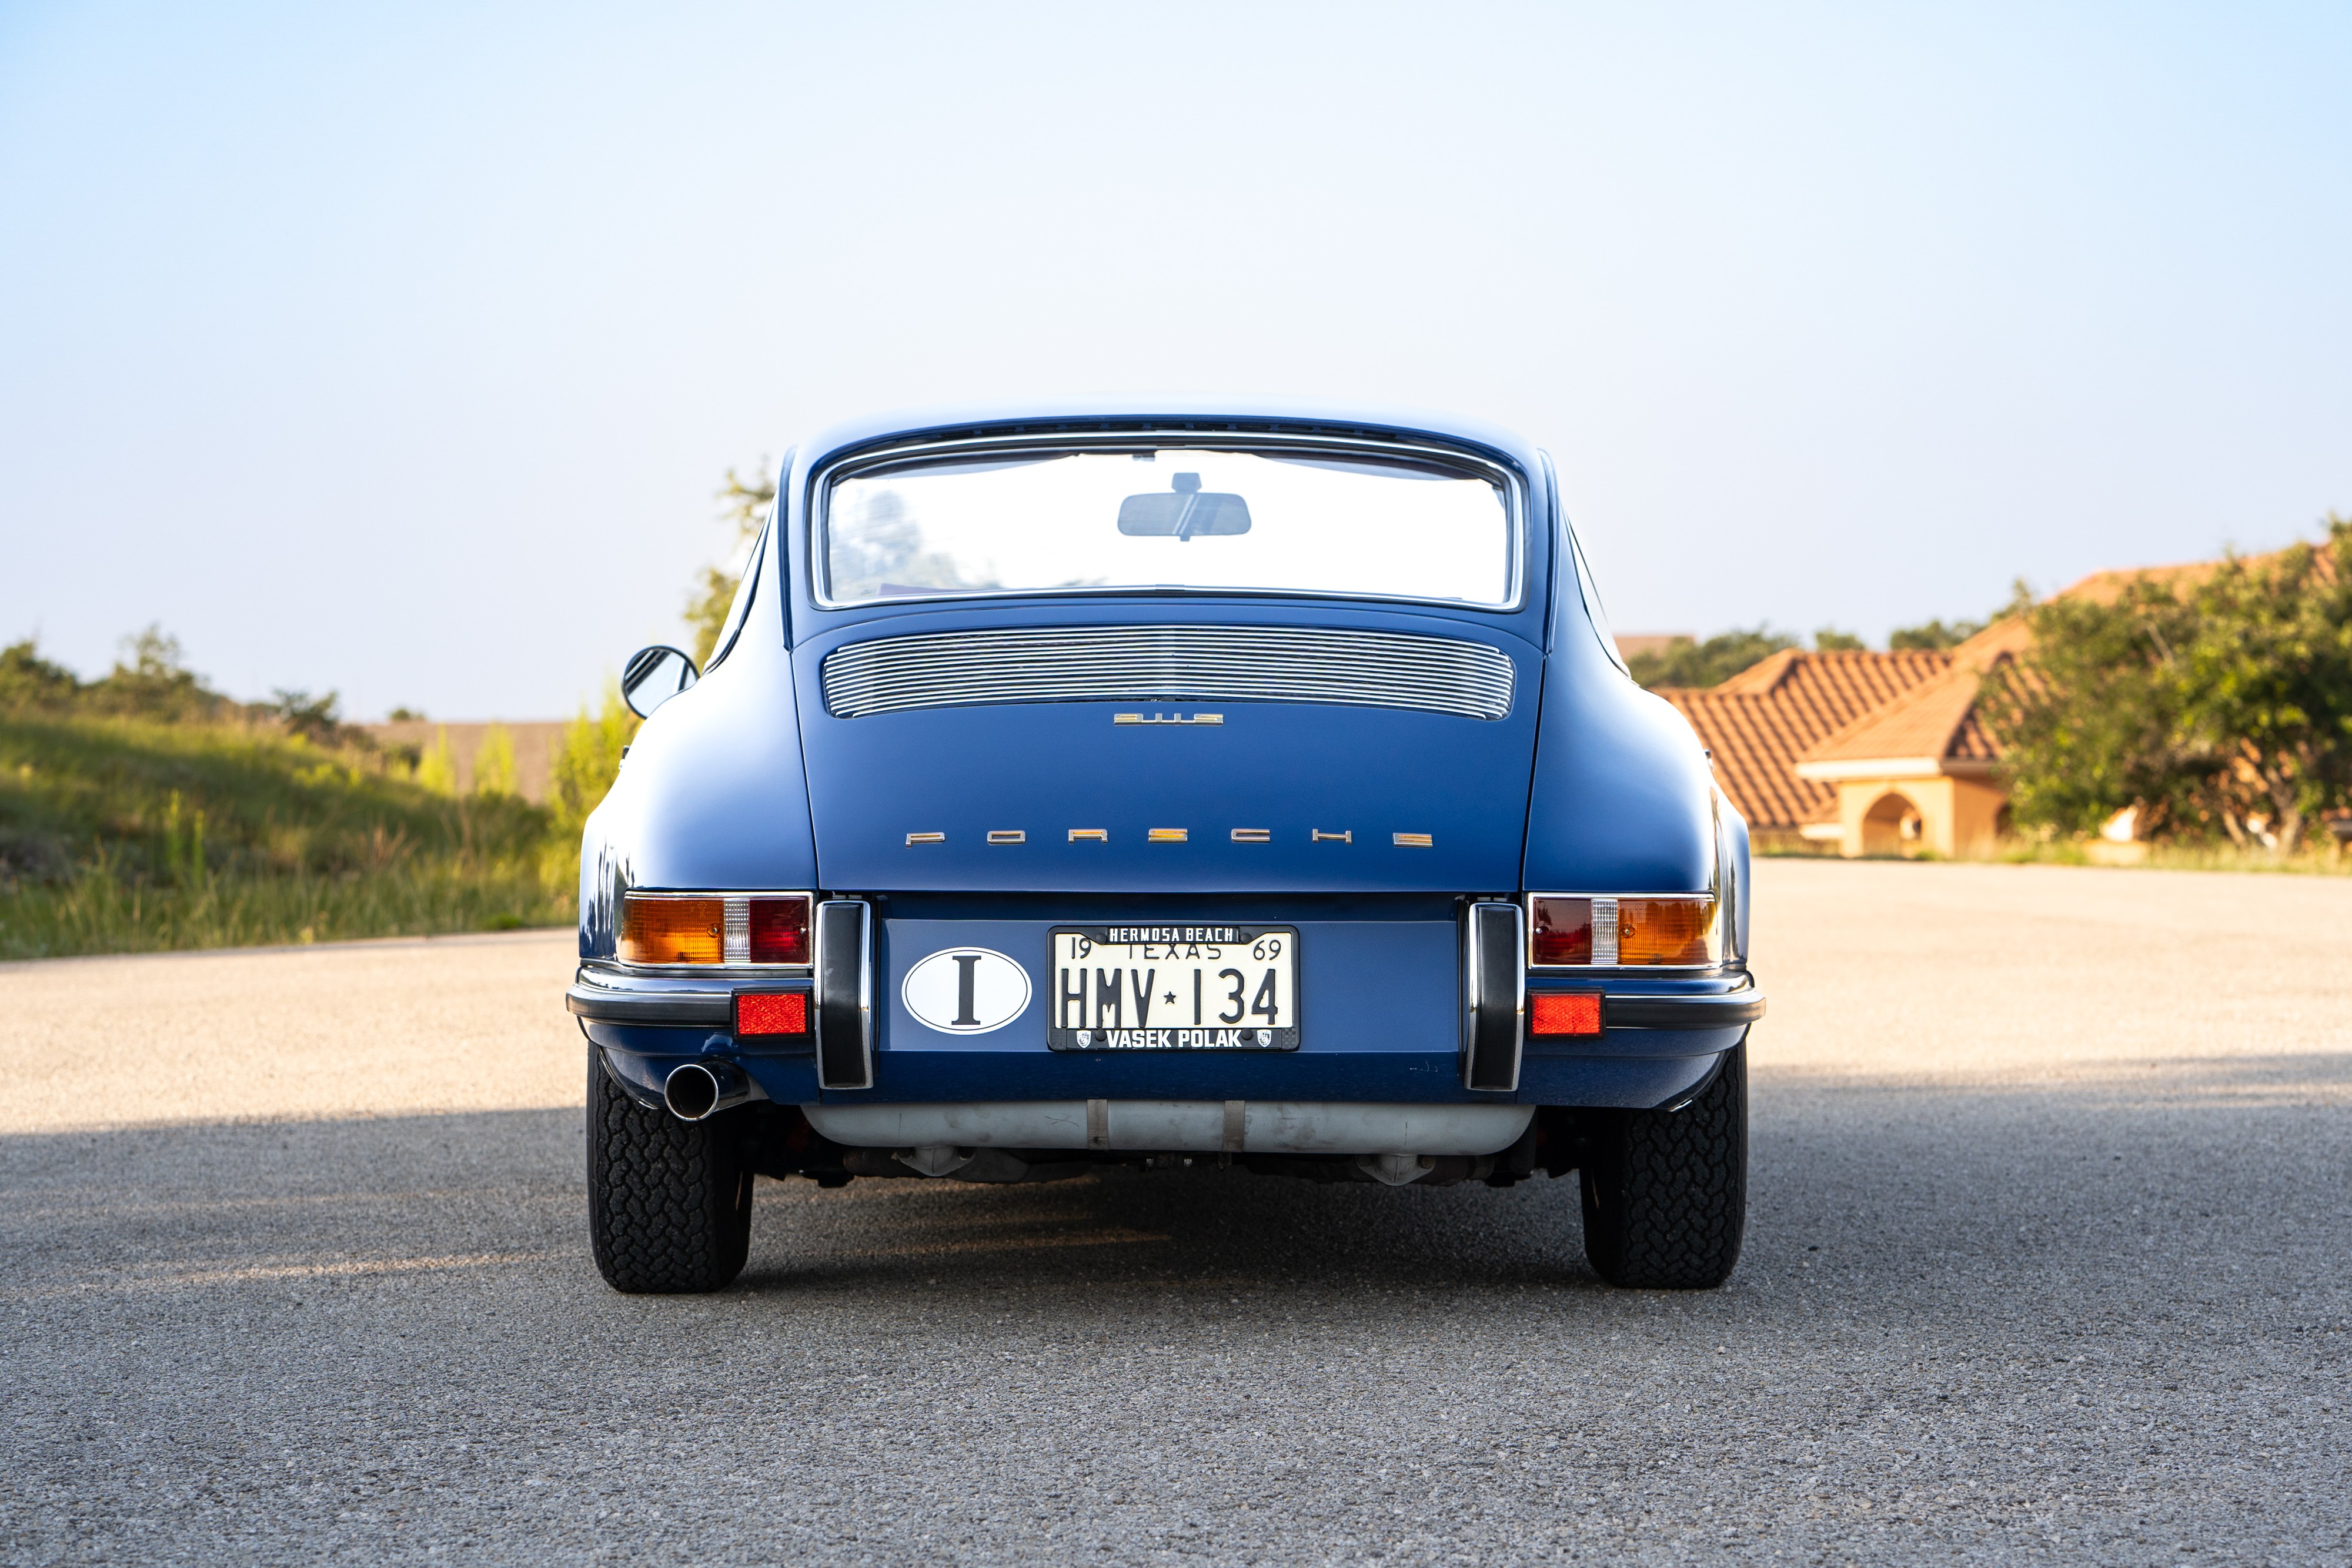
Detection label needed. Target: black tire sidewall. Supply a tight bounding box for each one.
[586,1048,754,1293]
[1580,1042,1748,1290]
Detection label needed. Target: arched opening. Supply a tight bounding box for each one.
[1862,791,1925,857]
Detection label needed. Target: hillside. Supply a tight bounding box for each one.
[0,637,581,959]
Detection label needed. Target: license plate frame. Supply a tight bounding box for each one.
[1046,924,1300,1051]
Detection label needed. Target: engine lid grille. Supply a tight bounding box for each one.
[818,624,1516,721]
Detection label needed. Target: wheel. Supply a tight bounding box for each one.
[587,1049,753,1293]
[1580,1043,1747,1289]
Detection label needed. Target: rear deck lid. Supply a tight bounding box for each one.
[796,613,1542,893]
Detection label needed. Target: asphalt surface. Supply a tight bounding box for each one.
[4,860,2348,1565]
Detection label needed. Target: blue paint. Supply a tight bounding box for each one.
[1515,1054,1721,1109]
[794,605,1544,894]
[876,915,1455,1054]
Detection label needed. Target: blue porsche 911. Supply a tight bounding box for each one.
[566,400,1763,1293]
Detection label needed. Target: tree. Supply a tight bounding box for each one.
[0,638,79,711]
[1813,627,1866,651]
[550,687,638,841]
[91,626,222,721]
[267,688,343,743]
[1988,520,2352,852]
[1628,626,1798,690]
[685,463,776,667]
[1889,616,1986,651]
[1982,581,2205,840]
[2167,521,2352,851]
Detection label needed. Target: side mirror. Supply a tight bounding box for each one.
[620,645,700,719]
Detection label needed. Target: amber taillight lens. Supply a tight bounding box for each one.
[1530,897,1594,965]
[749,897,810,964]
[619,895,725,965]
[1618,897,1718,965]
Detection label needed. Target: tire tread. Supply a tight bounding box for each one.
[1581,1044,1748,1289]
[586,1051,752,1293]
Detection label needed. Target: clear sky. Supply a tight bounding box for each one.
[3,2,2346,719]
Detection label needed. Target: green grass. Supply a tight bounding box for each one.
[1762,837,2352,874]
[1,711,575,960]
[1990,838,2352,874]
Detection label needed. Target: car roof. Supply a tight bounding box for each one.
[791,396,1544,482]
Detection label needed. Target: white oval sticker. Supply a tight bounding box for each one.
[901,947,1032,1035]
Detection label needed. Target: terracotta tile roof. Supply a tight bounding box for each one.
[1798,662,1986,766]
[1709,646,1953,704]
[1943,616,2034,668]
[1656,650,1952,828]
[1798,618,2034,769]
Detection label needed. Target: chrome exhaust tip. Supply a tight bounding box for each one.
[663,1059,754,1122]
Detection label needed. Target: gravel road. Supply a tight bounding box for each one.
[4,861,2348,1565]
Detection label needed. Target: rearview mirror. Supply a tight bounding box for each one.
[1118,472,1252,539]
[621,645,699,719]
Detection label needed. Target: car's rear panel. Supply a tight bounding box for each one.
[859,894,1460,1099]
[779,586,1546,1105]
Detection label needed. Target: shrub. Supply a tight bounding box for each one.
[1988,519,2352,852]
[1628,626,1798,689]
[415,727,458,794]
[473,723,518,797]
[551,688,637,842]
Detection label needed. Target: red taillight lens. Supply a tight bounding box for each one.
[749,897,810,964]
[1530,897,1593,965]
[619,895,725,965]
[735,991,808,1037]
[1530,992,1603,1035]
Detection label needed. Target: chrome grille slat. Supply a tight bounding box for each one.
[820,626,1515,721]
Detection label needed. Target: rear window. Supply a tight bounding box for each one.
[819,441,1518,609]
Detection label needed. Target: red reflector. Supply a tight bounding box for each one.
[1530,897,1594,965]
[1530,992,1603,1036]
[735,992,808,1037]
[748,897,810,964]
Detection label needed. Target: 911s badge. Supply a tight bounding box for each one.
[901,947,1032,1035]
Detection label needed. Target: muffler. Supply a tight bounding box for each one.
[663,1059,757,1122]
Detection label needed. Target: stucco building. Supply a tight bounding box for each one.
[1647,614,2033,858]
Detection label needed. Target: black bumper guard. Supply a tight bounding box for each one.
[1595,987,1766,1029]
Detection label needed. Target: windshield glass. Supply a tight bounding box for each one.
[821,444,1515,607]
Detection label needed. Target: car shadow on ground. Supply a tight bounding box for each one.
[8,1054,2346,1328]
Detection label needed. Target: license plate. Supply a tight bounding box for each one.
[1047,924,1299,1051]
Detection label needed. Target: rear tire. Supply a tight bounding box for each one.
[587,1049,753,1293]
[1580,1043,1747,1289]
